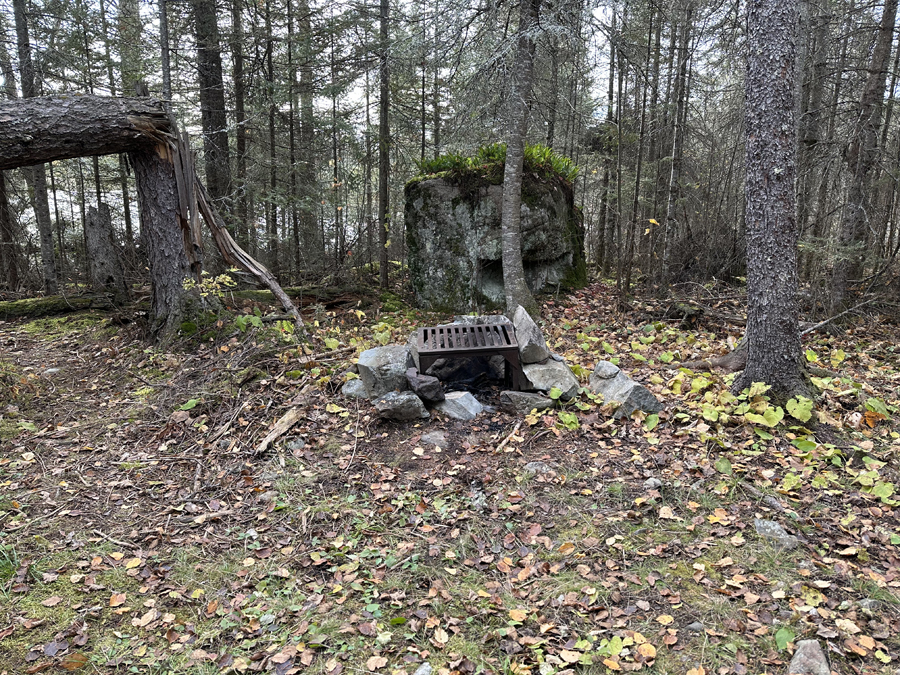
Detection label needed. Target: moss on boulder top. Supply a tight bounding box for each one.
[408,143,579,189]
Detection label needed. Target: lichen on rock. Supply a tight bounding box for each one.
[405,146,586,313]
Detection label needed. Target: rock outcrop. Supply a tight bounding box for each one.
[405,176,586,312]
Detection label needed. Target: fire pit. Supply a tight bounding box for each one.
[416,323,523,390]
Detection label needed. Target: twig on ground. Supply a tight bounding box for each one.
[92,529,136,549]
[495,421,523,453]
[800,298,877,336]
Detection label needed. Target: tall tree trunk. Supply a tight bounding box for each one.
[231,0,248,250]
[364,63,373,267]
[0,172,17,292]
[0,25,20,291]
[734,0,808,400]
[661,6,692,283]
[13,0,57,294]
[297,0,318,270]
[830,0,899,311]
[159,0,172,103]
[622,11,653,297]
[288,0,300,278]
[192,0,232,213]
[265,0,279,274]
[546,38,559,148]
[102,0,136,252]
[378,0,391,289]
[598,8,616,277]
[501,0,541,318]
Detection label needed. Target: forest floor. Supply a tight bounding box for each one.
[1,280,899,675]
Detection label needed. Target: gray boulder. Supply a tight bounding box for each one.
[406,368,445,403]
[512,306,550,364]
[500,390,555,414]
[405,177,586,312]
[786,640,829,675]
[434,391,484,420]
[588,361,663,418]
[341,378,369,399]
[522,360,580,400]
[373,391,430,421]
[754,519,800,551]
[358,346,412,398]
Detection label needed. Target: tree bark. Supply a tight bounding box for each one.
[85,203,129,304]
[231,0,248,250]
[733,0,809,401]
[0,171,18,292]
[0,96,172,169]
[297,0,319,269]
[13,0,57,295]
[501,0,541,319]
[830,0,899,311]
[378,0,391,289]
[128,144,195,338]
[192,0,233,213]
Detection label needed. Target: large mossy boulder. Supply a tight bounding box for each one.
[405,147,586,312]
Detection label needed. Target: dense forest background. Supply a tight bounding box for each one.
[0,0,898,315]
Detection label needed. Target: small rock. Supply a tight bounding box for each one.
[434,391,483,420]
[522,360,580,400]
[286,438,306,451]
[413,663,433,675]
[373,391,430,421]
[523,461,555,477]
[406,331,421,370]
[786,639,830,675]
[512,306,550,364]
[406,368,445,403]
[341,378,369,399]
[499,390,556,414]
[588,361,663,418]
[358,345,413,398]
[856,598,880,613]
[643,477,662,490]
[686,621,705,633]
[420,430,448,449]
[42,368,61,375]
[469,484,487,510]
[754,519,800,551]
[592,361,621,379]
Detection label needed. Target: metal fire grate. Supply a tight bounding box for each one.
[416,323,523,390]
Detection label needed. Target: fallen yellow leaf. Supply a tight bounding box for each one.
[638,643,657,659]
[509,609,528,622]
[366,656,387,671]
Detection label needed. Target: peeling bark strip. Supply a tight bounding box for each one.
[0,95,171,170]
[734,0,809,400]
